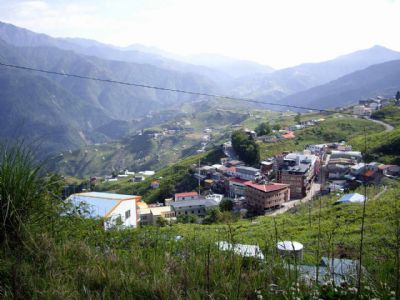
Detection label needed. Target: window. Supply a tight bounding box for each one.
[125,210,131,219]
[191,210,194,214]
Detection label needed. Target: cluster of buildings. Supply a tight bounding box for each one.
[66,191,224,229]
[192,149,320,216]
[313,142,400,191]
[353,97,393,116]
[104,169,156,183]
[257,119,324,143]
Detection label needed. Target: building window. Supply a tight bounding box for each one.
[191,210,194,214]
[125,210,131,219]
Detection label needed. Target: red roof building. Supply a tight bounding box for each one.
[245,182,290,215]
[174,192,199,202]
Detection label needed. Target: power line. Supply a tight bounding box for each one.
[0,61,355,115]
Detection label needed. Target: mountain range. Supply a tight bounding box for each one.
[0,20,400,155]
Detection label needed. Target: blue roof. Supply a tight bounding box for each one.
[337,193,366,203]
[76,192,136,200]
[68,192,137,217]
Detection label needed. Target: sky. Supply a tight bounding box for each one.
[0,0,399,69]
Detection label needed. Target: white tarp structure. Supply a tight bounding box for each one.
[217,241,265,260]
[336,193,366,204]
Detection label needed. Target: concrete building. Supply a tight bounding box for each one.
[67,192,141,230]
[275,152,319,199]
[330,150,362,162]
[353,105,372,116]
[235,166,260,181]
[139,205,176,225]
[170,199,218,217]
[245,182,290,214]
[306,144,327,154]
[260,161,274,176]
[226,177,249,198]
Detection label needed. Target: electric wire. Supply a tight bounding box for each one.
[0,61,357,116]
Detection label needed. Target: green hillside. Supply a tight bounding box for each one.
[260,116,384,159]
[0,38,217,155]
[52,109,254,178]
[371,103,400,127]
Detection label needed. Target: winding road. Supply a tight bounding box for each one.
[365,117,394,132]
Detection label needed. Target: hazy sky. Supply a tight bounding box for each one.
[0,0,399,68]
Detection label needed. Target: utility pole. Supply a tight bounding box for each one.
[198,158,201,195]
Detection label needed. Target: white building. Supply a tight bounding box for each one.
[353,105,372,116]
[205,194,224,204]
[67,192,141,230]
[306,144,327,154]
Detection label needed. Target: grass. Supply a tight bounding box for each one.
[349,127,400,165]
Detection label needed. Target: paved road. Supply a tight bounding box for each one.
[365,117,394,132]
[267,182,321,216]
[223,142,239,160]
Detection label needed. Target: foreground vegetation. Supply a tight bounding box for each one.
[1,144,400,299]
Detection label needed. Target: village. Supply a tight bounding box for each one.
[67,95,400,230]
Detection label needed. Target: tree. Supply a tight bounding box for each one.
[255,122,271,136]
[219,198,234,212]
[396,91,400,101]
[156,216,168,227]
[231,130,260,165]
[272,124,281,131]
[294,113,301,124]
[203,208,222,224]
[159,178,176,200]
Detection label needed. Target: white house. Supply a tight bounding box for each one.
[67,192,141,230]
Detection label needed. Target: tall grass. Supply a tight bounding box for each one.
[0,144,399,298]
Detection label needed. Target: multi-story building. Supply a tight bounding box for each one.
[226,177,249,198]
[245,182,290,215]
[353,105,372,116]
[275,152,319,199]
[235,166,260,181]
